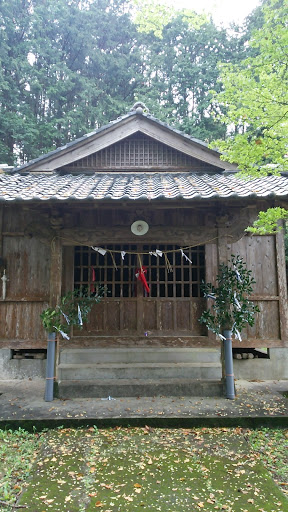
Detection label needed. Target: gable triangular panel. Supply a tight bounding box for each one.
[14,111,238,173]
[57,133,222,173]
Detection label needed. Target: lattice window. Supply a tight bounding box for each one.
[74,245,205,298]
[61,134,215,171]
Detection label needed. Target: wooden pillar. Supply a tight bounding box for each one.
[62,246,74,295]
[49,236,63,307]
[217,226,229,265]
[49,235,62,381]
[275,223,288,345]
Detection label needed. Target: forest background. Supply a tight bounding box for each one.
[0,0,287,235]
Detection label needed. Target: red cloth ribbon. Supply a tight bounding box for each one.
[136,266,150,294]
[90,267,96,293]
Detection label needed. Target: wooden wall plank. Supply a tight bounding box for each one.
[0,302,47,340]
[3,236,50,300]
[276,224,288,345]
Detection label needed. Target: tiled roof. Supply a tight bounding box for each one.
[0,172,287,202]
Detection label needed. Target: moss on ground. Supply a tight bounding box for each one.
[17,428,91,512]
[84,428,288,512]
[1,427,287,512]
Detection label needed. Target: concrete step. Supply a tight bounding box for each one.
[58,378,224,398]
[57,362,222,381]
[59,347,221,365]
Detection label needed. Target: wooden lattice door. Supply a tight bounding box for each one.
[72,244,206,338]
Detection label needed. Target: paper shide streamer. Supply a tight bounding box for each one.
[233,291,241,311]
[233,323,242,342]
[234,266,242,282]
[91,246,107,256]
[149,249,163,257]
[53,326,70,340]
[78,305,83,326]
[180,249,193,264]
[58,308,70,325]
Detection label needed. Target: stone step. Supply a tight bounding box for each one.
[59,347,221,365]
[58,378,224,398]
[57,362,222,381]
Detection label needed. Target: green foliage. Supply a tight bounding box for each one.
[133,2,241,142]
[40,288,105,336]
[199,255,259,337]
[211,0,288,176]
[0,0,248,165]
[133,0,208,38]
[246,207,288,235]
[0,0,143,164]
[1,0,285,166]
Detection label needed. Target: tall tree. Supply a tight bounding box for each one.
[0,0,32,164]
[0,0,143,164]
[133,1,242,142]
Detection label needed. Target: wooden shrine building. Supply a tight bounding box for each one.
[0,105,288,396]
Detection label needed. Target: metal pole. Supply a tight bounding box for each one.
[223,329,235,400]
[44,332,56,402]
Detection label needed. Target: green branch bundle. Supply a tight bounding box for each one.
[199,255,259,339]
[40,288,106,337]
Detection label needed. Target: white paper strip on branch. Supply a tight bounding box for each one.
[234,328,242,342]
[233,292,241,310]
[121,251,126,260]
[207,294,216,300]
[218,334,226,341]
[234,266,242,282]
[91,246,107,256]
[180,249,193,264]
[59,308,70,325]
[78,305,83,326]
[53,326,70,340]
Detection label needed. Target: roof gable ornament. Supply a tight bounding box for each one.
[130,102,149,115]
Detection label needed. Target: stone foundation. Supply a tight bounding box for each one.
[0,349,46,379]
[233,348,288,380]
